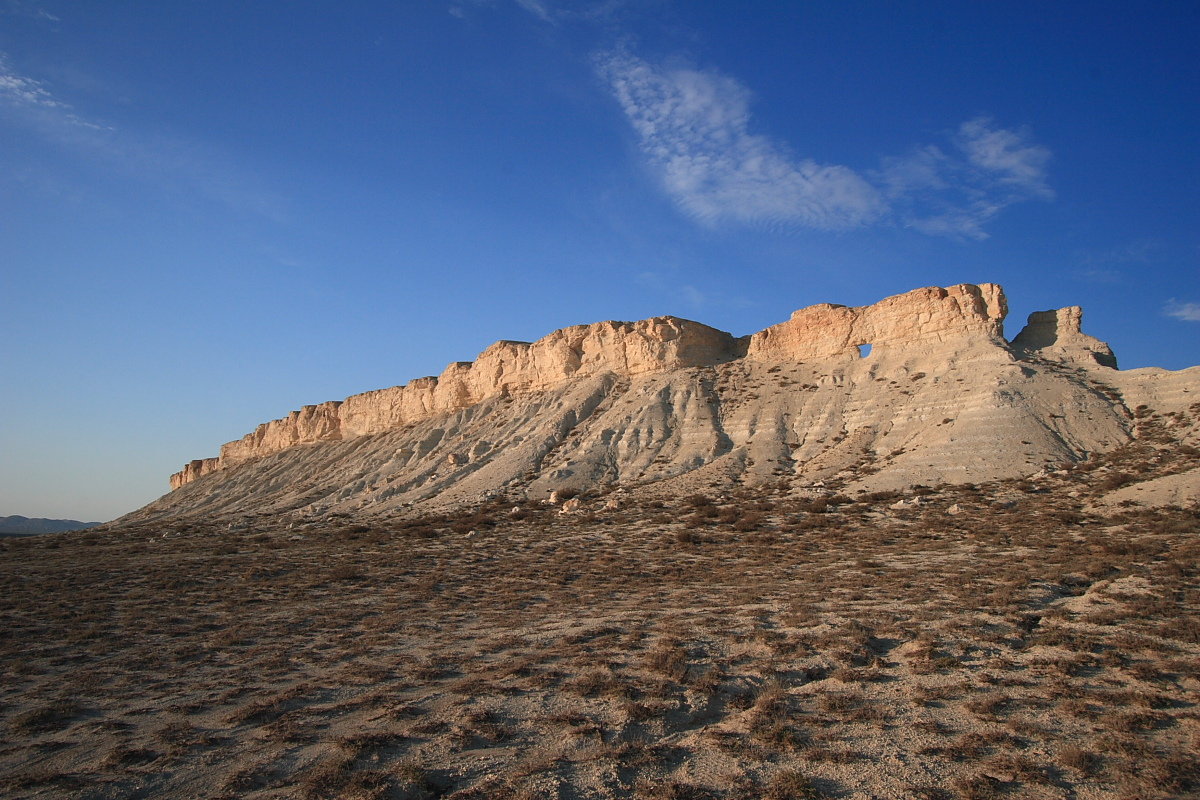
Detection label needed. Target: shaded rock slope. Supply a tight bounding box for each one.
[128,283,1198,523]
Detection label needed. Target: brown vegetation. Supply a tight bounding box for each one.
[1,433,1198,798]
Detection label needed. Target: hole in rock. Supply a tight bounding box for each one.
[857,343,873,358]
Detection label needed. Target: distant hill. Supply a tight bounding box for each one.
[0,516,102,535]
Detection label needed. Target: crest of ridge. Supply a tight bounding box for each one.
[168,283,1055,489]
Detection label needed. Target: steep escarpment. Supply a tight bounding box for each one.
[145,283,1198,522]
[171,284,1006,489]
[1011,306,1118,367]
[746,282,1008,361]
[172,316,744,488]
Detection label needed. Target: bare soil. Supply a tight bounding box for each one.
[2,435,1198,799]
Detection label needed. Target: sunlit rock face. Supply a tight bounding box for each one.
[148,282,1195,523]
[746,283,1009,362]
[177,315,744,480]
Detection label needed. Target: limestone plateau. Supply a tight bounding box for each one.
[139,283,1198,522]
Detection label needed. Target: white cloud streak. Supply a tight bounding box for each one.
[0,67,63,108]
[597,50,1053,239]
[0,55,109,130]
[1,1,60,22]
[1165,300,1200,322]
[596,50,885,230]
[514,0,553,22]
[0,52,286,221]
[957,117,1052,197]
[878,118,1052,240]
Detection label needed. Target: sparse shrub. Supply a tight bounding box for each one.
[100,745,160,769]
[732,512,764,532]
[9,701,84,735]
[328,564,364,582]
[644,639,689,682]
[951,773,1003,800]
[1098,472,1135,491]
[764,769,823,799]
[1057,746,1102,775]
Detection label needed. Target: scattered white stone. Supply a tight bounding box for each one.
[947,503,964,515]
[890,497,923,510]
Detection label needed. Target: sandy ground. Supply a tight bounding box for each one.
[2,438,1198,799]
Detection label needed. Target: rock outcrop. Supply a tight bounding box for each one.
[333,317,744,441]
[185,317,744,480]
[174,285,1012,488]
[1010,306,1118,368]
[746,283,1008,361]
[146,282,1197,523]
[169,458,220,490]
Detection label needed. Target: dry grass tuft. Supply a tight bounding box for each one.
[2,442,1198,798]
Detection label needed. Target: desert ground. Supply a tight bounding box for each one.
[2,415,1198,799]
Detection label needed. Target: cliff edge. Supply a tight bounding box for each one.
[147,282,1198,521]
[173,283,1015,489]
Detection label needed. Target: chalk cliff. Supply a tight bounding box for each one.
[746,283,1008,361]
[194,316,744,482]
[1010,306,1118,368]
[147,283,1198,522]
[173,284,1016,488]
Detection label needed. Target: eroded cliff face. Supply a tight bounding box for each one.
[334,316,746,440]
[169,458,220,490]
[1010,306,1118,368]
[179,316,744,482]
[168,283,1132,492]
[219,401,343,467]
[746,283,1008,361]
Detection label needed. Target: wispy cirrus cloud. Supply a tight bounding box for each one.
[596,50,886,231]
[957,117,1052,197]
[1069,239,1161,283]
[0,62,61,107]
[513,0,553,22]
[596,49,1053,239]
[454,0,633,23]
[0,52,286,221]
[0,54,108,130]
[0,0,60,23]
[1165,299,1200,322]
[880,117,1052,239]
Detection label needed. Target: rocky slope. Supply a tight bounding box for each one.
[134,283,1198,523]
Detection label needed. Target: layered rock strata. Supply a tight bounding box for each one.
[165,283,1186,507]
[175,284,1016,488]
[1010,306,1118,368]
[746,283,1008,361]
[173,316,744,488]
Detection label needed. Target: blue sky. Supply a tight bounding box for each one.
[2,1,1197,521]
